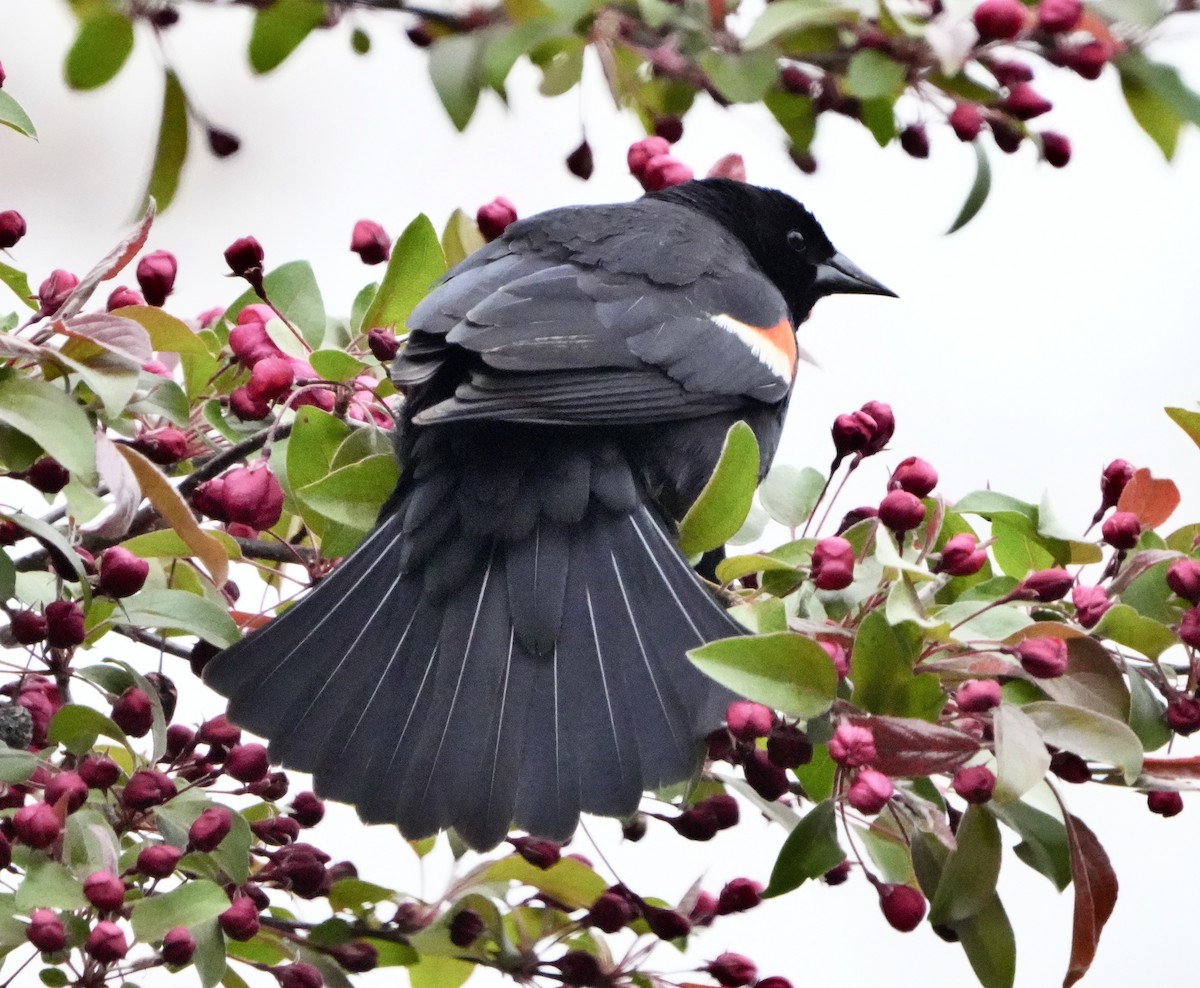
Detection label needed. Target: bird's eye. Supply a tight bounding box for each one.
[787,230,806,253]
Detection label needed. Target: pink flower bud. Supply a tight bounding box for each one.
[1002,84,1052,120]
[938,533,987,577]
[509,835,560,869]
[1049,750,1090,783]
[44,770,89,812]
[10,609,47,645]
[1040,131,1071,167]
[37,268,78,316]
[189,805,233,852]
[1064,41,1109,79]
[859,401,895,455]
[878,490,926,533]
[757,979,794,988]
[1167,695,1200,735]
[329,941,378,973]
[653,114,684,143]
[956,679,1001,712]
[951,765,996,803]
[823,861,851,885]
[706,952,758,988]
[477,197,518,242]
[192,477,230,522]
[706,153,746,182]
[136,250,178,306]
[27,456,70,494]
[847,769,894,814]
[230,386,272,421]
[122,769,176,810]
[133,427,189,465]
[0,209,26,249]
[767,723,814,768]
[207,127,240,157]
[1016,636,1068,678]
[367,328,399,362]
[225,743,270,783]
[990,60,1033,86]
[640,154,694,192]
[725,700,774,741]
[98,547,150,599]
[449,908,484,947]
[221,465,285,531]
[78,754,120,790]
[1101,510,1141,550]
[44,599,85,648]
[626,136,671,178]
[829,723,876,767]
[990,116,1023,153]
[289,790,325,827]
[554,951,602,986]
[83,871,126,912]
[1017,567,1073,602]
[277,963,324,988]
[890,456,938,497]
[219,896,261,941]
[198,714,242,748]
[780,66,813,95]
[811,536,856,591]
[1179,607,1200,649]
[1167,560,1200,605]
[224,236,264,277]
[251,815,301,845]
[716,877,763,915]
[110,686,153,737]
[670,805,719,841]
[1100,459,1134,510]
[831,410,876,459]
[878,883,926,932]
[13,802,61,848]
[162,927,197,966]
[1037,0,1081,32]
[689,889,717,925]
[350,219,391,265]
[973,0,1026,41]
[949,103,983,141]
[743,747,789,801]
[588,889,638,933]
[641,903,691,940]
[26,909,66,953]
[137,843,183,878]
[566,139,594,180]
[1147,791,1184,817]
[899,124,930,159]
[247,357,294,403]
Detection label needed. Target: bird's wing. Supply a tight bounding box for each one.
[394,200,798,426]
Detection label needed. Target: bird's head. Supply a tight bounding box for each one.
[648,178,896,323]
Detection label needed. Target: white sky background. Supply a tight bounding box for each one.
[3,1,1200,986]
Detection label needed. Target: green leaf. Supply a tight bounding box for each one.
[1116,52,1200,159]
[988,797,1071,891]
[1095,603,1178,660]
[844,50,906,100]
[758,464,824,527]
[744,0,852,47]
[954,893,1016,988]
[65,9,134,90]
[309,349,367,383]
[1021,701,1143,783]
[115,305,209,355]
[1127,670,1171,752]
[859,98,896,146]
[144,70,188,213]
[329,879,398,913]
[850,611,944,720]
[535,38,584,96]
[764,90,816,152]
[1119,66,1180,158]
[131,880,231,942]
[63,806,120,877]
[483,21,556,92]
[697,49,779,104]
[0,90,37,138]
[430,34,486,131]
[929,805,1001,925]
[481,856,606,911]
[947,140,991,234]
[192,919,227,986]
[0,549,15,604]
[115,588,240,648]
[295,454,399,530]
[792,744,836,801]
[209,810,253,886]
[678,421,759,555]
[224,262,327,348]
[0,259,35,308]
[409,955,475,988]
[15,859,87,911]
[0,747,38,784]
[249,0,326,72]
[441,208,487,268]
[1166,406,1200,452]
[48,704,130,756]
[993,703,1051,803]
[5,509,90,593]
[990,514,1055,579]
[714,554,798,585]
[689,632,836,719]
[362,215,446,333]
[0,371,96,475]
[764,799,843,896]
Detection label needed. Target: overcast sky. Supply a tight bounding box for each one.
[4,2,1200,986]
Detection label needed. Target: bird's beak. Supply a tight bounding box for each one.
[814,252,897,298]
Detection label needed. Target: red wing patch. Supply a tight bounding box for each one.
[708,314,797,383]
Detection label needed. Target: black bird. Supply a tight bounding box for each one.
[204,179,893,850]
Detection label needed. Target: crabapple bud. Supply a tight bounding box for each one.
[716,877,763,915]
[820,639,850,679]
[137,843,183,878]
[860,401,894,454]
[829,723,876,767]
[949,103,983,141]
[743,748,789,801]
[767,723,814,768]
[847,769,893,814]
[98,548,150,599]
[653,114,683,143]
[85,920,128,962]
[449,909,484,947]
[706,952,758,987]
[1102,511,1141,550]
[136,250,178,306]
[44,770,88,812]
[1016,636,1068,678]
[133,427,188,465]
[1147,791,1183,817]
[207,127,241,157]
[110,686,153,737]
[588,890,637,933]
[1100,459,1134,510]
[831,411,875,458]
[1037,0,1082,32]
[350,220,390,265]
[973,0,1026,41]
[276,964,323,988]
[1166,695,1200,736]
[1072,584,1111,628]
[951,765,996,803]
[641,154,693,191]
[1017,568,1073,602]
[899,124,929,158]
[566,140,594,180]
[79,754,120,790]
[122,769,176,810]
[27,457,70,494]
[890,456,938,497]
[1167,560,1200,605]
[726,700,774,741]
[811,536,855,591]
[37,269,78,316]
[1180,608,1200,649]
[247,357,294,402]
[878,490,926,533]
[329,941,378,973]
[219,897,260,941]
[627,136,671,178]
[162,927,197,966]
[938,533,987,577]
[26,909,66,953]
[1041,131,1071,167]
[0,209,26,249]
[251,815,301,846]
[83,871,126,912]
[1064,41,1109,79]
[10,609,47,645]
[367,329,399,362]
[509,835,560,869]
[13,802,61,848]
[956,679,1001,712]
[878,883,926,932]
[230,386,271,421]
[224,237,264,277]
[642,903,691,939]
[1049,750,1091,783]
[225,743,270,783]
[477,198,517,242]
[1001,84,1052,120]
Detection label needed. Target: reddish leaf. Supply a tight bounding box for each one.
[846,715,979,777]
[1107,548,1179,596]
[1002,621,1085,644]
[230,610,272,632]
[1060,808,1118,988]
[57,204,155,320]
[1138,756,1200,789]
[1036,637,1129,723]
[60,313,153,366]
[1117,468,1180,529]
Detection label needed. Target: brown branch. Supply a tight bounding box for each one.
[113,626,195,661]
[233,536,318,567]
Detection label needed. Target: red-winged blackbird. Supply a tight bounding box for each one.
[204,179,893,849]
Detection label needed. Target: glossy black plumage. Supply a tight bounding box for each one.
[204,180,893,849]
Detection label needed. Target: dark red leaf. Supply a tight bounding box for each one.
[1138,756,1200,788]
[846,715,979,777]
[1117,468,1180,530]
[1061,811,1118,988]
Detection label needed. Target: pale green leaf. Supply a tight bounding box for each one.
[430,34,485,131]
[15,859,87,911]
[744,0,852,47]
[248,0,326,73]
[955,893,1016,988]
[689,632,837,719]
[131,880,231,942]
[929,806,1001,924]
[363,215,446,333]
[0,371,95,476]
[144,70,188,213]
[1021,701,1143,783]
[993,704,1052,803]
[295,454,399,530]
[764,799,843,896]
[678,421,759,555]
[1095,603,1178,660]
[758,464,824,527]
[697,49,779,104]
[65,9,134,90]
[948,140,992,234]
[115,588,240,648]
[0,90,37,138]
